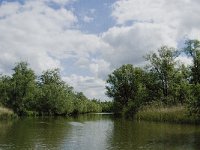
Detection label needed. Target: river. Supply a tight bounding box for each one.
[0,113,200,150]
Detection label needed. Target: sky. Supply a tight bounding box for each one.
[0,0,199,100]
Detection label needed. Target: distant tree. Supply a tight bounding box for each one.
[100,101,113,112]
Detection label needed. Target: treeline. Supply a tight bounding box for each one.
[106,39,200,118]
[0,62,110,116]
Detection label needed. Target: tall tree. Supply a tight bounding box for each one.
[9,62,37,115]
[106,64,145,113]
[145,46,179,101]
[0,75,12,105]
[37,69,73,115]
[184,39,200,84]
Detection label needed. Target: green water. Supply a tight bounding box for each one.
[0,114,200,150]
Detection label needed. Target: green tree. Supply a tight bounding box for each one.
[9,62,37,115]
[73,92,89,114]
[106,64,145,114]
[184,40,200,116]
[170,64,191,104]
[184,39,200,84]
[37,69,73,115]
[141,71,162,102]
[100,101,113,112]
[0,75,12,105]
[145,46,179,103]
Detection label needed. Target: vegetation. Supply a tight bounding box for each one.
[106,39,200,123]
[0,62,111,117]
[106,65,146,116]
[136,102,199,124]
[0,106,16,120]
[100,101,113,112]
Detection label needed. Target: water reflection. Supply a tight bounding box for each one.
[0,114,200,150]
[0,114,114,150]
[0,117,72,149]
[62,114,113,150]
[108,118,200,150]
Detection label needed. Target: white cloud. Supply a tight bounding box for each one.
[63,74,108,100]
[176,55,192,66]
[102,0,200,67]
[0,0,109,74]
[102,23,177,68]
[0,1,21,17]
[112,0,200,39]
[89,59,111,79]
[83,15,94,23]
[0,0,78,73]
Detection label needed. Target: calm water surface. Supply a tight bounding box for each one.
[0,114,200,150]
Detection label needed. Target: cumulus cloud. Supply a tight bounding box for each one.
[0,0,77,73]
[102,23,177,68]
[63,74,108,100]
[89,59,111,79]
[0,0,108,74]
[100,0,200,68]
[112,0,200,38]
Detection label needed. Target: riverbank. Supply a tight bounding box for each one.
[136,104,200,124]
[1,103,199,124]
[0,107,17,120]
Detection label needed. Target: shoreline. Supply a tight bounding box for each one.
[135,105,200,124]
[1,105,200,125]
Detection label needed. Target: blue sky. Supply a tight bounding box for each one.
[71,0,116,34]
[0,0,199,100]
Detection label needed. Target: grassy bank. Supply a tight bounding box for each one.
[136,103,200,124]
[0,107,17,120]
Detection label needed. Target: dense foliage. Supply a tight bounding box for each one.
[0,62,109,116]
[106,65,145,115]
[106,39,200,118]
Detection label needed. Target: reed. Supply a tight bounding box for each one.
[136,103,199,124]
[0,107,17,120]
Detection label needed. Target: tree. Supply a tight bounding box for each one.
[0,75,12,105]
[100,101,113,112]
[73,92,88,114]
[9,62,37,115]
[184,40,200,116]
[141,71,162,102]
[106,64,145,114]
[145,46,179,103]
[37,69,73,115]
[184,39,200,84]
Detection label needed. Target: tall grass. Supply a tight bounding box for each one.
[136,102,200,124]
[0,107,17,120]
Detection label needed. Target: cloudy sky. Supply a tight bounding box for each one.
[0,0,199,100]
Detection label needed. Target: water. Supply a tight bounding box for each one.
[0,114,200,150]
